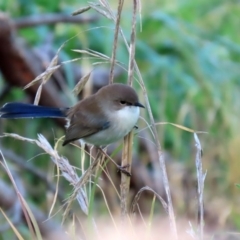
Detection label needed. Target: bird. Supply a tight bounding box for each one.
[0,83,144,147]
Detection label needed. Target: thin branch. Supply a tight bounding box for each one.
[120,0,137,222]
[194,133,206,240]
[109,0,124,84]
[127,0,137,86]
[131,186,168,215]
[117,13,179,240]
[108,11,179,240]
[120,131,133,220]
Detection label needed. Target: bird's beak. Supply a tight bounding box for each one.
[134,102,145,108]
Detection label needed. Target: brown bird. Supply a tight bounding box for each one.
[0,83,144,146]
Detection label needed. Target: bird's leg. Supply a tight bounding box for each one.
[97,148,131,177]
[116,164,131,176]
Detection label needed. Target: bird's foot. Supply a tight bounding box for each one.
[117,164,131,177]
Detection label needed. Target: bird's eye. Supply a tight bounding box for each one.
[120,100,126,105]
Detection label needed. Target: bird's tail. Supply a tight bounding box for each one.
[0,102,67,119]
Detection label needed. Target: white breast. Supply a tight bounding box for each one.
[84,106,140,146]
[112,105,140,136]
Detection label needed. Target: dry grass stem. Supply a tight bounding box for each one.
[127,0,137,86]
[109,0,124,84]
[72,49,111,61]
[131,186,168,215]
[120,131,133,220]
[72,6,91,16]
[64,151,102,218]
[0,151,42,239]
[0,208,24,240]
[84,1,178,235]
[34,84,43,105]
[129,29,179,240]
[194,133,206,240]
[186,222,198,239]
[119,0,138,222]
[92,3,178,234]
[72,71,92,96]
[23,41,67,104]
[88,2,112,19]
[23,65,60,90]
[2,133,89,215]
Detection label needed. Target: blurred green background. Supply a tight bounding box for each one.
[0,0,240,238]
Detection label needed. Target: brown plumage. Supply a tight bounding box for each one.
[0,83,143,146]
[63,83,143,146]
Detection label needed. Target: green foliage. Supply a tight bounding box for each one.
[1,0,240,237]
[1,0,240,183]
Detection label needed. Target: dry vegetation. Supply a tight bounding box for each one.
[0,0,240,240]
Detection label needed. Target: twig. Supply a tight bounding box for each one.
[92,2,178,233]
[115,14,179,240]
[123,20,179,240]
[120,0,138,222]
[109,0,124,84]
[93,1,176,232]
[131,186,168,215]
[127,0,137,86]
[194,133,206,240]
[120,131,133,220]
[64,149,103,218]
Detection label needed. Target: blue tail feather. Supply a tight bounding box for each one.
[0,102,67,119]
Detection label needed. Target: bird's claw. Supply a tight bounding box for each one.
[117,164,131,177]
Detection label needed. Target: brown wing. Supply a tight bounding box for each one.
[62,97,110,146]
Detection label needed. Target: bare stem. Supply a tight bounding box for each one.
[120,0,137,222]
[127,0,137,86]
[118,18,179,240]
[92,0,178,237]
[109,0,124,84]
[194,133,206,240]
[120,131,133,220]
